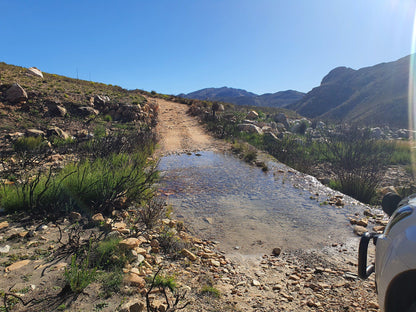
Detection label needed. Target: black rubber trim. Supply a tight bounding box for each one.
[358,232,376,279]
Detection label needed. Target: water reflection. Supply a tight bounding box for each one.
[158,151,365,255]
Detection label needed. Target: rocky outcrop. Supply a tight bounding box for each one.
[26,67,44,78]
[6,83,28,103]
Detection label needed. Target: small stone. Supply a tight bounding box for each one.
[252,279,261,286]
[373,225,385,232]
[0,245,10,253]
[92,213,105,223]
[272,247,281,257]
[353,225,368,236]
[119,300,145,312]
[36,225,48,232]
[69,212,82,222]
[119,238,141,249]
[150,239,159,248]
[181,249,197,261]
[272,284,282,291]
[203,217,213,224]
[5,259,31,272]
[134,247,147,256]
[0,221,9,230]
[210,259,220,267]
[124,273,146,288]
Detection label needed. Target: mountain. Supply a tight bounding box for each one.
[178,87,305,108]
[288,55,411,128]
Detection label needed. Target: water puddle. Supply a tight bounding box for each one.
[158,151,367,256]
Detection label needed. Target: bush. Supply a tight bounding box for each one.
[200,285,221,298]
[138,197,167,229]
[64,253,96,294]
[322,126,393,203]
[0,151,158,216]
[92,237,126,270]
[13,136,47,153]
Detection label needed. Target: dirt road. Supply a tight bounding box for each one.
[152,98,227,155]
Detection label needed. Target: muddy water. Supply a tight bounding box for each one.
[158,151,367,256]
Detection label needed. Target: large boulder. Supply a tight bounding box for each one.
[26,67,44,78]
[6,83,28,103]
[246,110,259,120]
[274,113,289,129]
[78,106,99,116]
[94,95,110,107]
[47,126,70,140]
[238,123,263,135]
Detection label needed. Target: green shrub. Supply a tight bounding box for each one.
[0,151,158,216]
[103,115,112,122]
[64,253,96,293]
[138,197,167,229]
[93,237,126,270]
[98,270,123,297]
[13,136,47,153]
[322,127,393,203]
[200,285,221,298]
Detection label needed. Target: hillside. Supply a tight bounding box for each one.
[179,87,305,108]
[288,55,412,128]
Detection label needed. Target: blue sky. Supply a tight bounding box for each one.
[1,0,415,95]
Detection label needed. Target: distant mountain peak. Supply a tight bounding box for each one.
[179,87,305,108]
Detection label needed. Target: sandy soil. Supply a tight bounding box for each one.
[152,98,227,156]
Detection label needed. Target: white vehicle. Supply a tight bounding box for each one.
[359,193,416,312]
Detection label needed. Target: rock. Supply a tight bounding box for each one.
[373,225,385,233]
[237,124,263,135]
[69,211,82,222]
[353,225,368,236]
[113,222,127,231]
[181,248,197,261]
[47,126,70,140]
[252,279,261,286]
[55,105,67,117]
[217,104,225,112]
[134,247,147,256]
[119,301,145,312]
[272,247,281,257]
[246,110,259,120]
[5,259,31,272]
[134,254,145,265]
[274,113,289,129]
[92,213,105,223]
[26,129,45,137]
[26,67,44,78]
[0,221,9,230]
[124,273,145,288]
[203,217,213,224]
[107,231,121,240]
[119,238,142,249]
[210,259,220,267]
[150,239,160,248]
[78,106,99,116]
[264,132,280,143]
[6,83,28,103]
[151,300,167,312]
[94,95,110,107]
[0,245,10,253]
[36,224,48,231]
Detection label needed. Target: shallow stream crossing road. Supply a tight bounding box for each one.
[151,97,227,156]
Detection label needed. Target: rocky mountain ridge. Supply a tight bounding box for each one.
[179,87,305,108]
[288,55,412,128]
